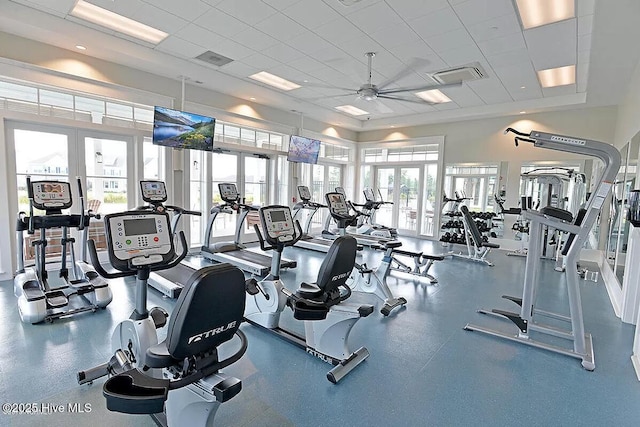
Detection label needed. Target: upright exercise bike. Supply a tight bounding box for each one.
[325,191,408,316]
[77,209,247,425]
[244,204,373,383]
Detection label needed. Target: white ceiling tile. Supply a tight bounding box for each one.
[578,33,591,52]
[425,28,475,53]
[443,84,485,107]
[322,0,383,14]
[477,32,526,57]
[265,64,309,82]
[82,0,146,17]
[524,19,577,70]
[385,0,449,20]
[140,0,211,22]
[577,0,596,17]
[201,0,225,6]
[131,3,189,33]
[576,65,588,92]
[345,2,403,34]
[281,1,341,29]
[509,86,543,101]
[485,48,531,68]
[314,16,368,46]
[542,84,577,97]
[408,7,464,40]
[452,0,515,25]
[232,28,280,51]
[432,101,459,111]
[255,12,307,41]
[218,60,261,78]
[155,36,207,59]
[285,32,335,55]
[370,22,420,50]
[467,13,521,42]
[314,46,355,63]
[338,35,383,58]
[287,56,331,73]
[493,63,539,90]
[438,44,484,67]
[290,87,324,99]
[261,44,305,63]
[216,0,277,25]
[215,38,256,61]
[466,78,513,103]
[176,24,226,50]
[193,8,250,37]
[241,52,282,70]
[13,0,77,15]
[390,39,437,62]
[578,14,593,36]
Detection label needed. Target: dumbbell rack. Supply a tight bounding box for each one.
[440,210,499,246]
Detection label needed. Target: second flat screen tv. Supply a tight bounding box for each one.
[153,106,215,151]
[287,135,321,164]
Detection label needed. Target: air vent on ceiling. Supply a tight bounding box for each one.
[430,63,486,85]
[195,50,233,67]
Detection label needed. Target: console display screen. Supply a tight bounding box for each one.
[123,218,157,236]
[270,210,287,223]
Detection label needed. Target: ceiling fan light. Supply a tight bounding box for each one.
[414,89,451,103]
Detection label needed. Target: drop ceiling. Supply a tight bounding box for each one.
[0,0,638,132]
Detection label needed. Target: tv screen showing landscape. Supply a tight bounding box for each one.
[153,106,215,151]
[287,135,321,164]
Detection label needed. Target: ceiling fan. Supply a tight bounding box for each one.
[305,52,462,114]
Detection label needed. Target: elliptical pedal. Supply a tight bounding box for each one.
[46,291,68,308]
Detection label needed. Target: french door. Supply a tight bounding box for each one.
[375,167,421,235]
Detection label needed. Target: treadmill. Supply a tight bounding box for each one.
[322,187,396,248]
[292,185,334,253]
[200,183,297,276]
[139,181,203,298]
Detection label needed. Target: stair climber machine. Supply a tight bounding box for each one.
[201,183,296,276]
[292,185,334,253]
[464,128,621,370]
[77,210,248,426]
[326,191,408,316]
[322,187,395,248]
[14,177,112,323]
[137,180,203,298]
[244,204,373,383]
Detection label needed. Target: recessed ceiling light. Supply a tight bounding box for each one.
[390,125,396,128]
[520,111,526,114]
[303,80,309,83]
[515,0,575,30]
[520,86,526,89]
[414,89,451,103]
[249,71,301,91]
[537,65,576,88]
[335,105,369,116]
[250,97,256,101]
[75,45,87,50]
[71,0,168,44]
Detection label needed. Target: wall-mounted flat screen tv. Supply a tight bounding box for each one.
[152,106,215,151]
[287,135,321,164]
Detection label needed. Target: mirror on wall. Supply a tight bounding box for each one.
[605,135,640,286]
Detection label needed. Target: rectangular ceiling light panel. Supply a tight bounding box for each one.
[414,89,452,103]
[537,65,575,87]
[515,0,575,29]
[249,71,301,91]
[71,0,168,44]
[335,105,369,116]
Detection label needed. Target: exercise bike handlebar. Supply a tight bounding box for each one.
[86,230,188,279]
[253,220,303,252]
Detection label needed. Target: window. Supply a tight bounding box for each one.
[444,164,499,212]
[362,144,439,163]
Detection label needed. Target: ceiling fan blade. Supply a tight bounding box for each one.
[377,94,435,105]
[365,99,394,114]
[378,81,462,95]
[305,92,356,101]
[291,80,354,92]
[376,57,432,91]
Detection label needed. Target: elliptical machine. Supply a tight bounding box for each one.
[14,177,112,323]
[244,204,373,383]
[77,209,247,426]
[325,191,408,316]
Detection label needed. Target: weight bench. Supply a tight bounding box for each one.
[447,205,500,266]
[373,244,444,284]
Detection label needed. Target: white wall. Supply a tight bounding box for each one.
[614,59,640,148]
